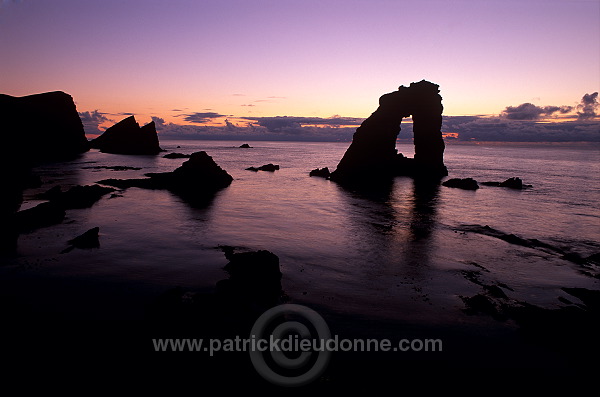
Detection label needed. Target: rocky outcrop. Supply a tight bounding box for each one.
[0,91,90,163]
[239,143,252,148]
[90,115,162,155]
[481,177,532,189]
[246,164,279,172]
[309,167,331,178]
[2,184,113,252]
[442,178,479,190]
[146,248,284,337]
[38,184,116,209]
[218,249,283,309]
[0,91,90,252]
[61,227,100,253]
[81,165,141,171]
[329,80,447,183]
[147,151,233,192]
[15,202,66,233]
[163,152,191,159]
[98,151,233,203]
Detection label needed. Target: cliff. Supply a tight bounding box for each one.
[0,91,90,162]
[0,90,90,252]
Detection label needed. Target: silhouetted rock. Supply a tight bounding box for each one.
[98,151,233,204]
[146,248,284,338]
[587,253,600,265]
[239,143,252,148]
[49,185,116,209]
[462,286,600,361]
[246,163,279,172]
[81,165,141,171]
[330,80,447,183]
[62,227,100,253]
[0,91,90,163]
[15,202,66,232]
[462,294,500,318]
[13,185,111,235]
[90,116,162,155]
[37,185,63,201]
[442,178,479,190]
[457,224,600,271]
[481,177,532,189]
[96,178,154,189]
[163,152,191,159]
[146,151,233,192]
[219,250,283,308]
[0,91,89,251]
[309,167,331,178]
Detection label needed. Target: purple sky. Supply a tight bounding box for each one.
[1,0,598,141]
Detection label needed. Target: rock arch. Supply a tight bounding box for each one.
[329,80,447,183]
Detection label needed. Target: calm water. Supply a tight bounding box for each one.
[7,140,600,330]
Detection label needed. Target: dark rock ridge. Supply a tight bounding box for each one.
[61,227,100,253]
[163,152,191,159]
[90,115,162,155]
[218,249,283,309]
[146,248,285,338]
[37,184,116,209]
[14,185,113,234]
[442,178,479,190]
[481,177,532,189]
[246,164,280,172]
[97,151,233,202]
[82,165,142,171]
[457,224,600,275]
[15,202,66,233]
[329,80,447,183]
[460,265,600,363]
[239,143,252,148]
[309,167,331,178]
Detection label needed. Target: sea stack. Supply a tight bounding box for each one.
[98,151,233,204]
[90,115,162,155]
[329,80,447,183]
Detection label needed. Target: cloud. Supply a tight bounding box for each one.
[183,112,225,124]
[154,116,358,141]
[150,91,599,142]
[577,92,599,119]
[151,116,166,129]
[442,116,599,142]
[243,116,365,132]
[501,103,573,120]
[79,110,111,135]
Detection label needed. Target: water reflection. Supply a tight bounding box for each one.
[408,178,440,240]
[402,178,440,272]
[334,177,440,274]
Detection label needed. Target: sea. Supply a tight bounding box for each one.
[2,140,600,378]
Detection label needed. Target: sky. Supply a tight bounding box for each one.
[1,0,599,141]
